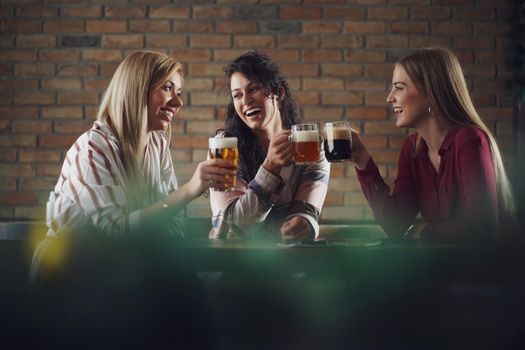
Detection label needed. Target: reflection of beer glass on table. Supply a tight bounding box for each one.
[291,123,320,165]
[208,137,238,192]
[323,121,352,162]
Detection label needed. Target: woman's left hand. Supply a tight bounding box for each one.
[280,216,313,241]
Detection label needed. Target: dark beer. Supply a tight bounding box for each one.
[324,123,352,162]
[209,137,238,191]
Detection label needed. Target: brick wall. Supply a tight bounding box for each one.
[0,0,517,222]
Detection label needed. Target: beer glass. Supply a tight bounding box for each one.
[323,121,352,162]
[208,137,238,191]
[291,124,320,165]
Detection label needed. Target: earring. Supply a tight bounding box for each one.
[428,105,433,117]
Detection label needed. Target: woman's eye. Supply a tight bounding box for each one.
[163,85,173,92]
[232,93,241,99]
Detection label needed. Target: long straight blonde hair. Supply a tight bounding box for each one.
[398,47,516,222]
[97,51,183,177]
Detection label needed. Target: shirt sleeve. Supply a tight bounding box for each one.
[284,156,330,238]
[209,165,285,239]
[356,137,420,239]
[420,131,498,243]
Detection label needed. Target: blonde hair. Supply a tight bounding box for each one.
[97,51,183,176]
[398,47,516,221]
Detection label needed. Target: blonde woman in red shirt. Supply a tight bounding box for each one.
[351,47,516,243]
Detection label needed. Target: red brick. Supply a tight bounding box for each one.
[14,91,55,105]
[322,63,362,77]
[234,35,274,48]
[454,36,494,49]
[216,21,257,34]
[193,6,233,19]
[57,64,98,77]
[323,92,363,105]
[472,94,496,106]
[366,92,390,105]
[16,35,56,48]
[258,50,300,62]
[295,91,320,105]
[302,21,342,33]
[182,78,213,91]
[346,107,387,120]
[0,164,34,176]
[188,63,226,77]
[0,192,38,206]
[302,107,344,121]
[44,19,85,33]
[346,50,386,62]
[42,107,83,119]
[367,35,408,49]
[170,149,191,162]
[0,79,38,89]
[322,34,364,48]
[324,7,366,20]
[0,91,12,105]
[35,163,62,177]
[129,20,170,33]
[191,35,231,48]
[210,49,249,62]
[99,63,119,77]
[0,106,38,119]
[84,78,110,90]
[1,19,41,33]
[54,121,92,134]
[303,78,344,90]
[191,92,229,106]
[344,21,385,33]
[58,91,99,105]
[303,50,343,62]
[19,150,62,163]
[475,23,509,35]
[150,6,190,19]
[0,35,13,48]
[0,150,16,162]
[170,49,211,62]
[324,192,344,206]
[173,21,214,33]
[12,121,51,133]
[364,122,405,136]
[61,6,103,18]
[346,79,386,91]
[278,35,319,48]
[411,7,450,20]
[105,6,145,18]
[39,135,78,148]
[82,49,122,62]
[186,121,226,135]
[41,78,80,90]
[0,49,36,62]
[87,20,126,33]
[432,21,472,34]
[359,135,388,149]
[170,135,208,149]
[39,49,80,62]
[368,7,407,20]
[366,63,394,78]
[177,107,215,121]
[280,63,319,77]
[280,6,322,19]
[409,35,451,48]
[454,8,495,21]
[436,0,473,4]
[16,5,58,18]
[103,35,144,48]
[14,63,54,77]
[146,35,188,48]
[19,178,57,191]
[390,22,428,34]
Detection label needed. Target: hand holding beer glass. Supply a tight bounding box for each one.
[291,123,321,165]
[323,121,352,162]
[208,137,239,191]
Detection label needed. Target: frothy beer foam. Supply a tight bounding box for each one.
[293,130,319,142]
[209,137,237,149]
[326,127,351,140]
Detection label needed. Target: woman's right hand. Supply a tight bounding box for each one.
[186,159,237,199]
[262,129,293,176]
[350,128,371,171]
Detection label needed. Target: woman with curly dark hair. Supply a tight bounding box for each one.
[209,51,330,240]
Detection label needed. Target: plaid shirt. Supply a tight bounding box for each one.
[209,149,330,240]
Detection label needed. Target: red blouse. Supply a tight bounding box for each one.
[356,126,498,243]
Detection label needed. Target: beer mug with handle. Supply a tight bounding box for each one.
[291,123,321,165]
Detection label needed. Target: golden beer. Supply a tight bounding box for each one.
[291,124,320,165]
[208,137,238,191]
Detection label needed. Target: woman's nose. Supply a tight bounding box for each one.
[386,91,394,104]
[169,93,183,108]
[241,92,252,106]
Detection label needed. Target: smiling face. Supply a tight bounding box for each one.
[386,63,429,129]
[230,71,281,134]
[147,71,183,132]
